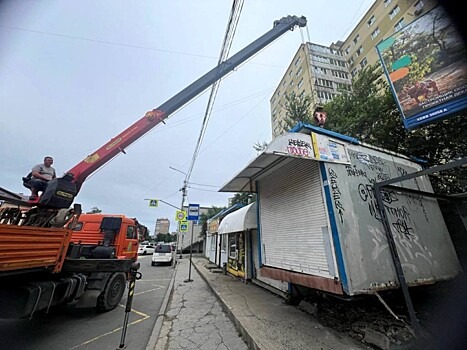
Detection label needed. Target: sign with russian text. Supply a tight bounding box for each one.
[376,6,467,130]
[311,133,349,164]
[187,203,200,221]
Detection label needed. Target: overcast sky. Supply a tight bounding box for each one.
[0,0,375,234]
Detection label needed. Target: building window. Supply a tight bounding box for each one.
[371,27,381,40]
[294,56,301,67]
[353,34,360,44]
[389,5,400,20]
[351,68,358,77]
[313,66,328,75]
[317,91,335,100]
[345,46,350,55]
[297,78,304,89]
[367,15,375,27]
[356,46,363,57]
[296,67,303,77]
[332,70,349,79]
[337,83,351,91]
[348,57,354,66]
[360,58,368,68]
[282,80,286,87]
[414,0,424,13]
[317,78,333,88]
[299,89,306,98]
[384,0,392,7]
[288,70,293,77]
[289,80,294,87]
[394,18,405,31]
[229,235,236,258]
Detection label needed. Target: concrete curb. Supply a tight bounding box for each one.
[145,261,178,350]
[193,258,261,350]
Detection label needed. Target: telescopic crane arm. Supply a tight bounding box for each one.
[40,15,307,209]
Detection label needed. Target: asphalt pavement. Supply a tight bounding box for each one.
[147,255,368,350]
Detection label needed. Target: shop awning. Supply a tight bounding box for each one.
[219,124,356,193]
[218,202,257,234]
[219,132,316,193]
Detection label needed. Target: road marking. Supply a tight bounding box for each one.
[68,305,150,349]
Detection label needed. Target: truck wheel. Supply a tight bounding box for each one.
[97,272,126,312]
[151,261,156,266]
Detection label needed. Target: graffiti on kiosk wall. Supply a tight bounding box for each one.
[328,168,345,223]
[329,149,434,266]
[287,138,312,157]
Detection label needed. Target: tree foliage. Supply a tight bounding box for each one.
[322,63,466,194]
[155,233,176,243]
[253,141,268,154]
[281,91,315,132]
[230,192,256,206]
[87,206,102,214]
[198,206,226,239]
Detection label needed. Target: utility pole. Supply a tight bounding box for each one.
[171,166,188,267]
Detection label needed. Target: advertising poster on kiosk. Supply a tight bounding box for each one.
[376,6,467,130]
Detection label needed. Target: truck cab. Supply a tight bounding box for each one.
[69,213,141,260]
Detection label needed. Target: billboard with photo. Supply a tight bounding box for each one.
[376,6,467,130]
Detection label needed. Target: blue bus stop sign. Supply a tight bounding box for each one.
[187,203,200,221]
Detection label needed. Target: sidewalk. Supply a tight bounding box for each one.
[147,255,369,350]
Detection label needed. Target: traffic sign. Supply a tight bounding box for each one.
[179,220,188,233]
[148,199,159,207]
[175,210,187,222]
[187,203,200,221]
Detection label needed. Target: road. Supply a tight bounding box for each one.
[0,255,174,350]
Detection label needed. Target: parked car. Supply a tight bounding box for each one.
[151,244,174,266]
[138,244,156,255]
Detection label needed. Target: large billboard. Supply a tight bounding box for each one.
[376,6,467,130]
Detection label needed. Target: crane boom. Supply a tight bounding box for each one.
[39,15,307,209]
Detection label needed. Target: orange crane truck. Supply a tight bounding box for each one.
[0,15,307,320]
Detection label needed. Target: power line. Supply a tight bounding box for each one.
[184,0,244,185]
[0,24,285,68]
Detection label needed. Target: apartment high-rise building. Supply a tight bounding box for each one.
[270,0,438,137]
[155,218,170,235]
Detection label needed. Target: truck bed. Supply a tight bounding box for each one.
[0,224,72,275]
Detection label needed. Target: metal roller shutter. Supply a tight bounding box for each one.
[259,158,332,278]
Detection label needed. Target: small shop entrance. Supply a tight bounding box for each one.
[227,232,245,277]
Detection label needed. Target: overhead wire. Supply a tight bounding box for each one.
[183,0,244,186]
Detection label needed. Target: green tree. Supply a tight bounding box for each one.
[323,63,467,194]
[281,91,314,132]
[253,141,268,154]
[230,192,256,206]
[198,206,225,239]
[86,207,102,214]
[324,63,407,152]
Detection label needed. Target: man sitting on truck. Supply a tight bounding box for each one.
[28,156,56,201]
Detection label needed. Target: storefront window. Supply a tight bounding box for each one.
[229,235,236,258]
[221,235,227,252]
[210,234,216,251]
